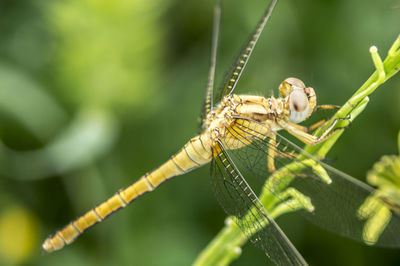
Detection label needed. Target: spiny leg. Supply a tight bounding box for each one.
[280,115,351,146]
[314,115,351,144]
[287,105,342,134]
[267,133,277,172]
[306,104,341,132]
[315,104,341,111]
[267,133,299,172]
[306,119,328,133]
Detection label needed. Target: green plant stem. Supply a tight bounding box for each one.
[194,202,303,266]
[194,220,244,266]
[305,36,400,157]
[193,35,400,266]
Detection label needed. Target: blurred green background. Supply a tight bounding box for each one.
[0,0,399,265]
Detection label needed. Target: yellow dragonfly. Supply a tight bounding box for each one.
[43,0,400,264]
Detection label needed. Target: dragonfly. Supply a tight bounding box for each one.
[42,0,400,264]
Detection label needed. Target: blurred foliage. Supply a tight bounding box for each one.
[358,131,400,246]
[47,0,166,110]
[0,0,399,265]
[0,204,38,265]
[366,131,400,195]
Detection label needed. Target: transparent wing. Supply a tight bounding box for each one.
[216,0,278,101]
[211,140,307,266]
[222,117,400,248]
[199,2,221,132]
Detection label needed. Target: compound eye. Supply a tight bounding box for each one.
[289,89,309,123]
[285,77,305,89]
[280,77,306,97]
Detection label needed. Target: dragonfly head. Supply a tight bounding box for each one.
[280,77,316,123]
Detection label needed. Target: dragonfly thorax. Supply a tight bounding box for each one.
[230,94,288,122]
[205,94,286,140]
[204,77,317,141]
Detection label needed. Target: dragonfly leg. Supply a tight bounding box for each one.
[267,133,277,172]
[314,104,341,111]
[307,119,327,132]
[313,115,351,144]
[267,133,298,172]
[266,131,300,172]
[306,104,341,132]
[287,123,308,133]
[279,116,351,145]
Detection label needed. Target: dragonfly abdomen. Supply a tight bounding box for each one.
[42,134,212,253]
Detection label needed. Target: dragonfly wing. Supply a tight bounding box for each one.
[211,140,308,266]
[199,2,221,132]
[225,117,400,248]
[292,157,400,247]
[216,0,278,101]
